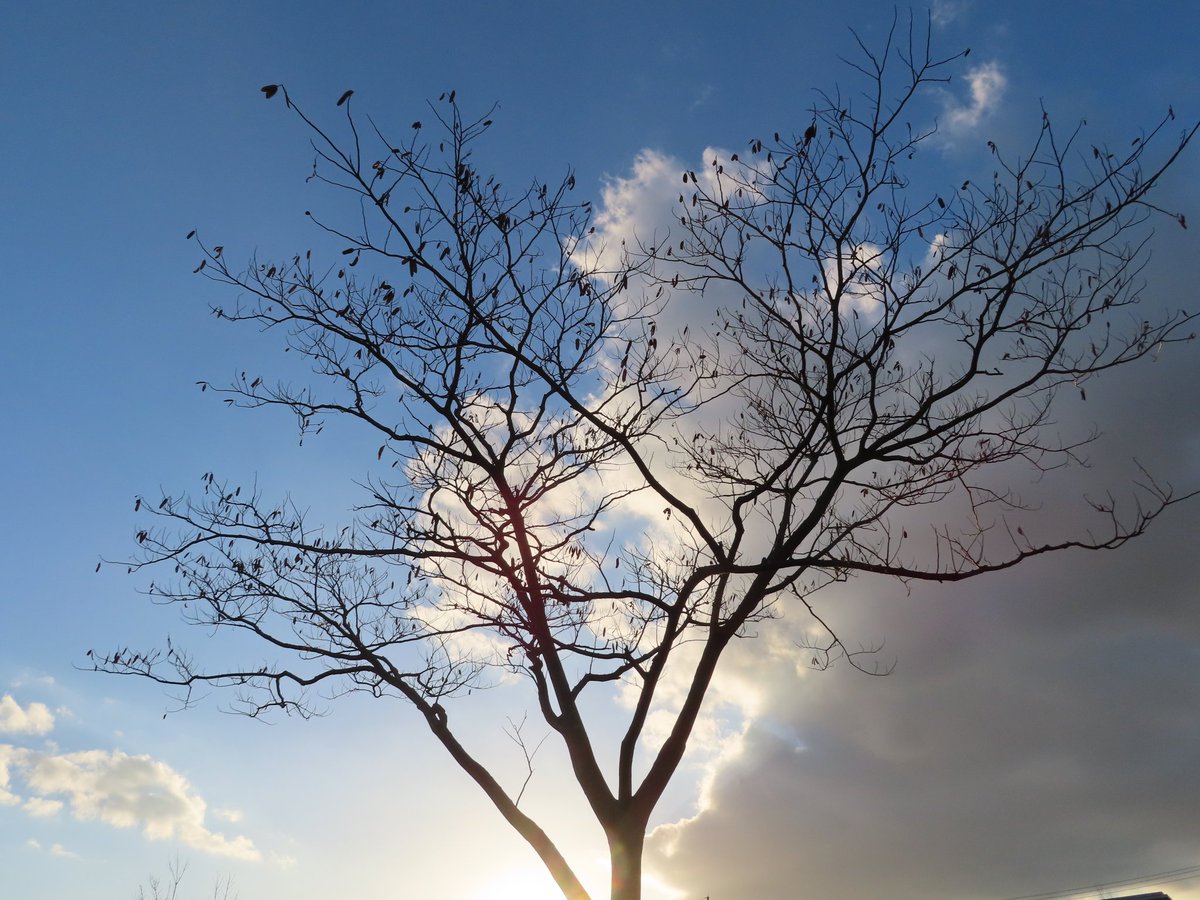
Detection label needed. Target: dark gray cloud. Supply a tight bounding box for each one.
[646,335,1200,899]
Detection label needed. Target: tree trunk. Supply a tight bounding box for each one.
[606,822,645,900]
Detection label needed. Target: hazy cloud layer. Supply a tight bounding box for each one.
[930,0,973,27]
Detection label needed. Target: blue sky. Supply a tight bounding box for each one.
[3,2,1200,898]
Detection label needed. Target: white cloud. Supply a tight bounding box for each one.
[24,836,80,859]
[8,674,56,690]
[582,145,898,334]
[942,62,1006,137]
[822,240,889,318]
[0,744,22,805]
[23,795,63,817]
[7,748,259,860]
[573,148,683,280]
[0,694,55,735]
[930,0,971,27]
[580,145,756,277]
[49,842,80,859]
[212,806,243,823]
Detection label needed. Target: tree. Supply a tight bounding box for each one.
[96,22,1196,900]
[135,858,238,900]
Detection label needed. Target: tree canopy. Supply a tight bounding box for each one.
[96,23,1196,900]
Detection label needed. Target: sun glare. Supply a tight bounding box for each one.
[470,866,564,900]
[470,866,685,900]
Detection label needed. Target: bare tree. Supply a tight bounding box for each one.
[135,858,238,900]
[96,22,1196,900]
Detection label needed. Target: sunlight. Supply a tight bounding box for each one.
[469,866,563,900]
[469,865,686,900]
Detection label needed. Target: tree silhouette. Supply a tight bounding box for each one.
[134,857,237,900]
[96,21,1196,900]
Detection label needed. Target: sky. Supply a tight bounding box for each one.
[2,2,1199,898]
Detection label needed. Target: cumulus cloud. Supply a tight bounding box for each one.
[575,144,760,285]
[0,744,22,806]
[3,747,260,860]
[572,120,1200,900]
[23,795,63,817]
[0,694,55,735]
[572,148,683,280]
[942,62,1006,138]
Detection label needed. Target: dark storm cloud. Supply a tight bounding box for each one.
[649,509,1200,898]
[647,317,1200,899]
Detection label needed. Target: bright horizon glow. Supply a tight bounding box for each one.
[468,864,685,900]
[469,866,564,900]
